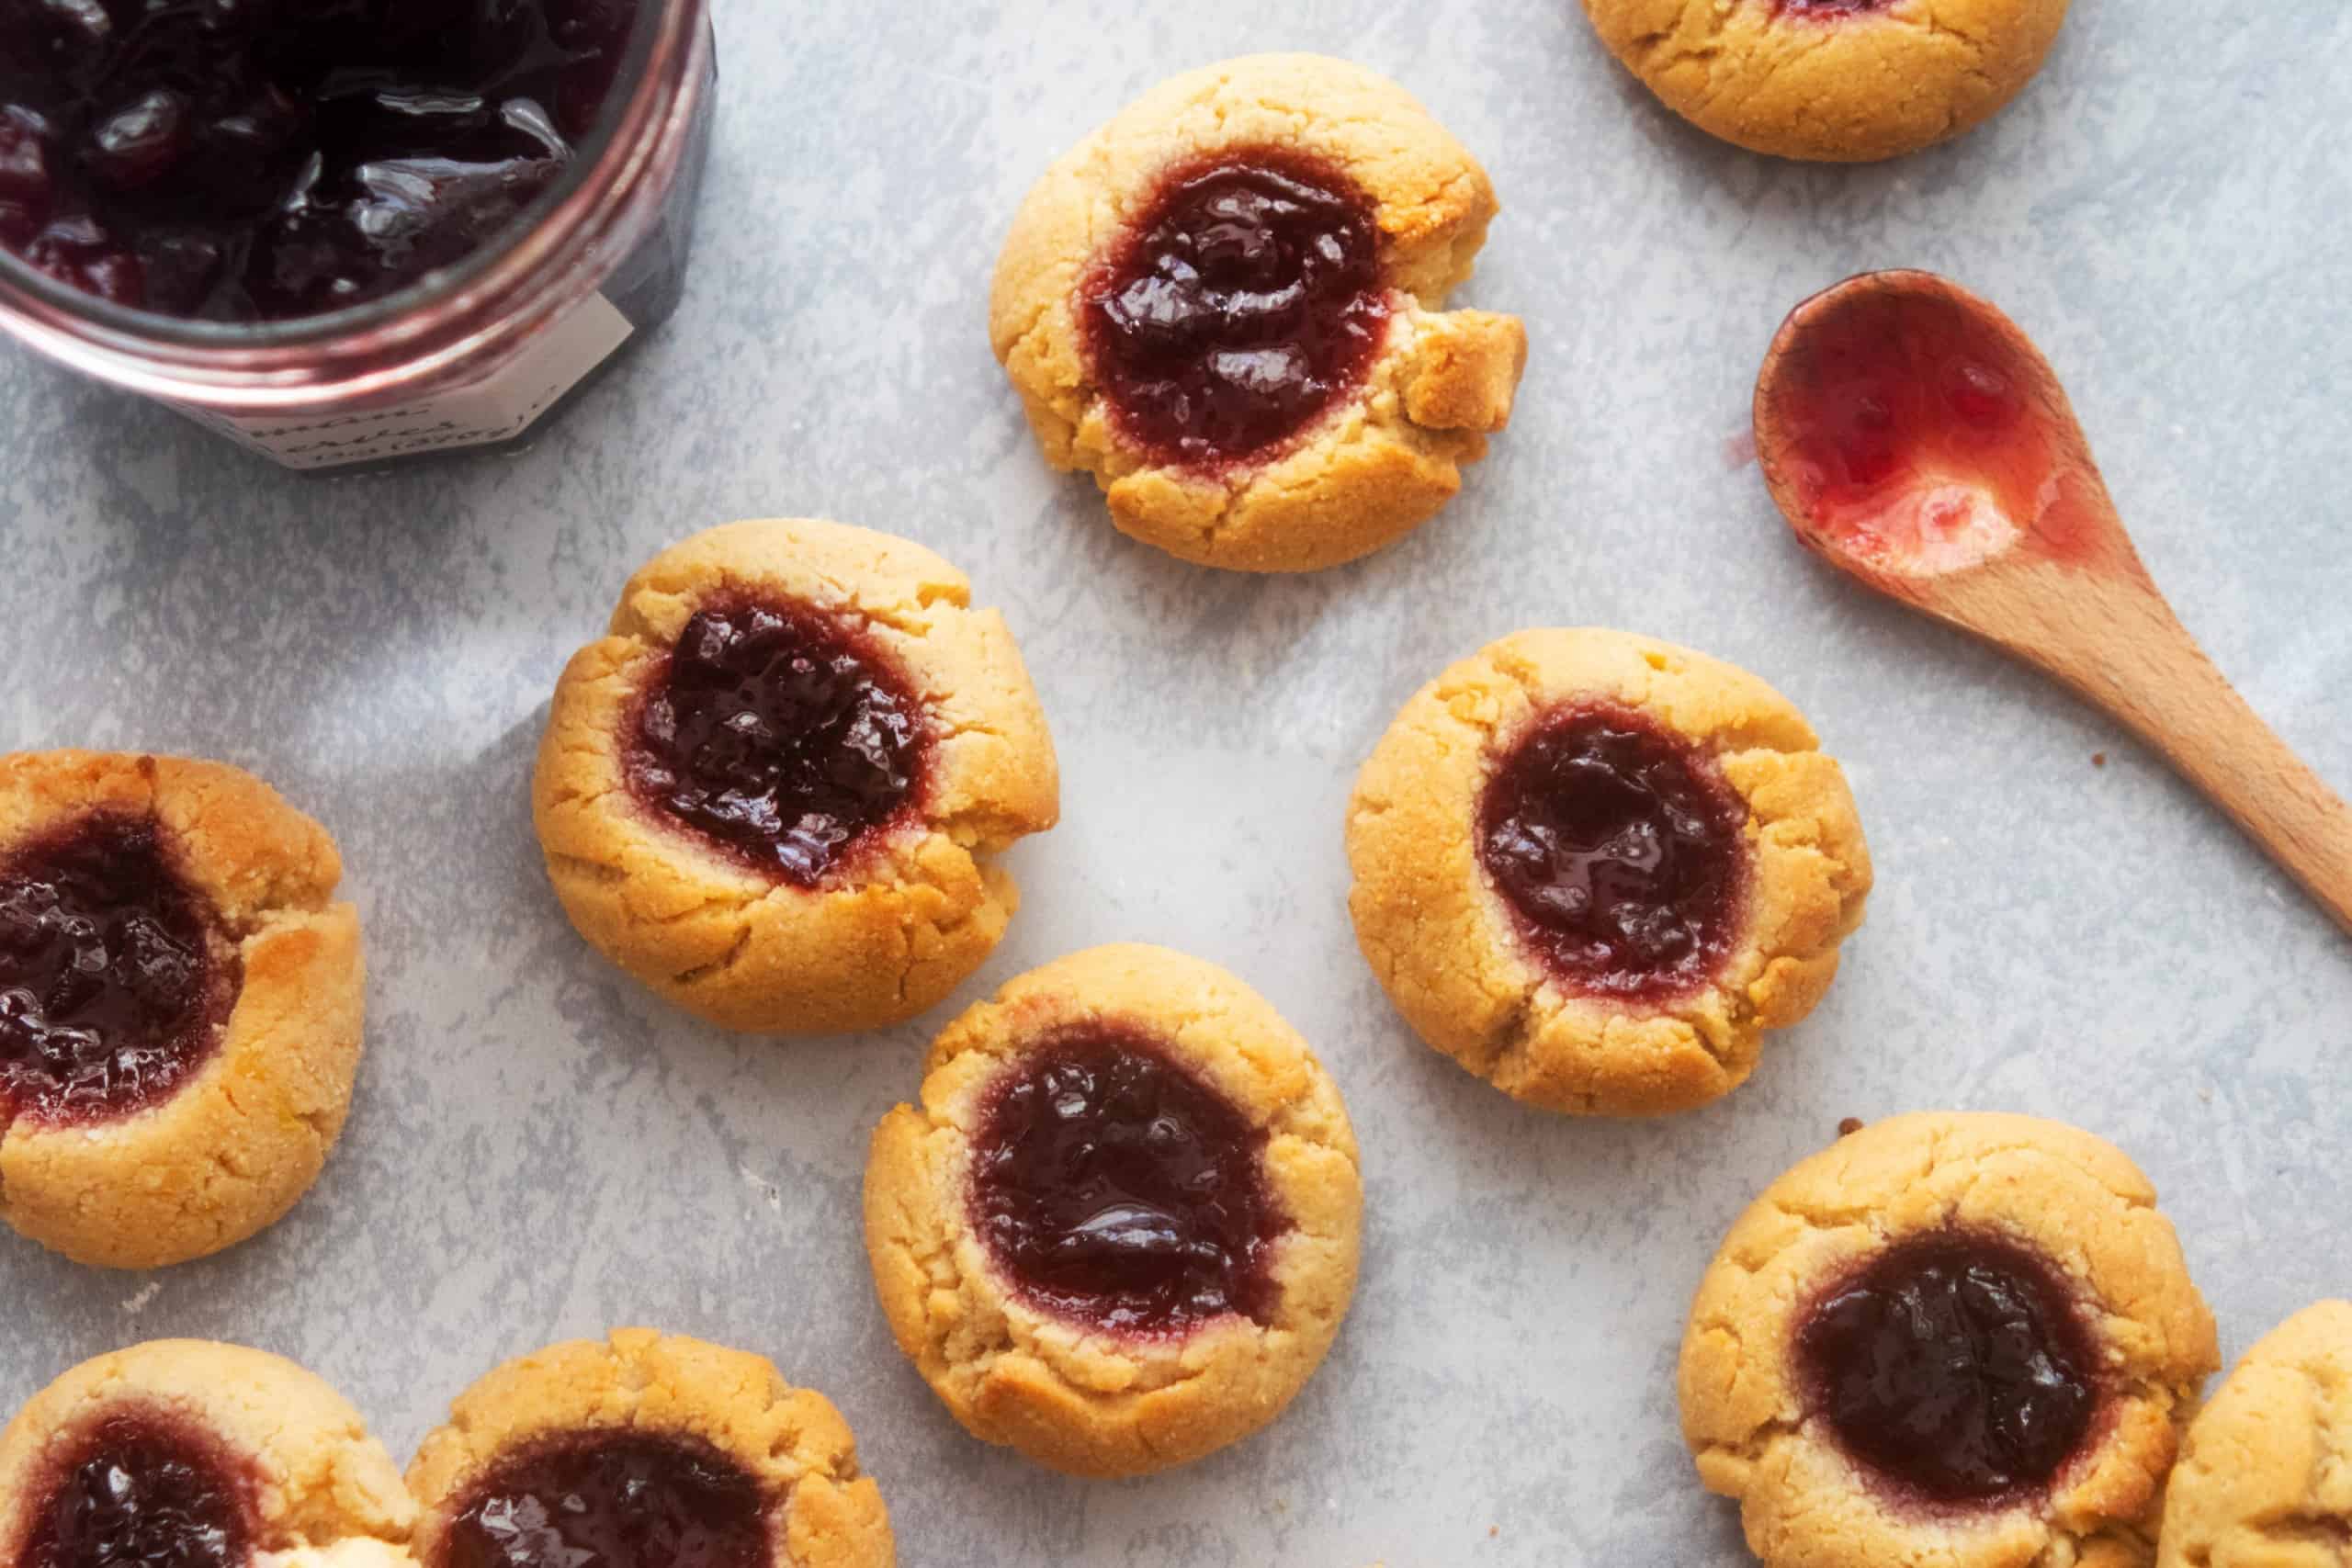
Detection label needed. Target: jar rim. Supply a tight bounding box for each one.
[0,0,711,404]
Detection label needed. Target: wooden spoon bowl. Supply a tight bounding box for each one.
[1755,269,2352,935]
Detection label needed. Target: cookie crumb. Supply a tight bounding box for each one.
[1838,1117,1866,1136]
[2092,752,2107,767]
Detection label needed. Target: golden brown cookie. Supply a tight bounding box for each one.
[2157,1301,2352,1568]
[0,1338,414,1568]
[532,519,1059,1035]
[990,53,1527,573]
[0,750,367,1269]
[1580,0,2073,164]
[1345,629,1870,1117]
[863,944,1363,1477]
[1679,1112,2220,1568]
[407,1329,893,1568]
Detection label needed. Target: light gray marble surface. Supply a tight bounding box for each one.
[5,2,2350,1563]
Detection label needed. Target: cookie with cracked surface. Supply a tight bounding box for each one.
[1345,628,1870,1117]
[0,1337,415,1568]
[2156,1301,2352,1568]
[1679,1112,2219,1568]
[532,519,1059,1035]
[863,943,1363,1477]
[990,52,1528,573]
[0,751,366,1269]
[1580,0,2072,164]
[408,1330,892,1568]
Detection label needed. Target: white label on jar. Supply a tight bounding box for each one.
[173,291,636,470]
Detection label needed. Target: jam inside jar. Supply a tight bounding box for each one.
[0,0,716,470]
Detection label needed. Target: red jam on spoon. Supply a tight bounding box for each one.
[1795,1231,2101,1508]
[1478,705,1750,1002]
[0,0,639,320]
[1754,271,2129,584]
[440,1429,770,1568]
[21,1408,258,1568]
[1080,149,1392,472]
[0,812,237,1130]
[968,1025,1286,1337]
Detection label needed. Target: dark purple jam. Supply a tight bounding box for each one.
[440,1430,770,1568]
[1477,705,1748,1002]
[968,1025,1285,1337]
[1080,151,1391,470]
[626,595,929,887]
[20,1408,255,1568]
[0,811,236,1129]
[0,0,640,320]
[1773,0,1894,16]
[1795,1232,2101,1507]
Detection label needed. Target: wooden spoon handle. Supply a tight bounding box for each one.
[2006,570,2352,935]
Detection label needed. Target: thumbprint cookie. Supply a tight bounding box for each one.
[991,53,1527,572]
[1680,1112,2219,1568]
[1580,0,2073,164]
[0,751,366,1268]
[1346,629,1870,1116]
[0,1338,414,1568]
[407,1330,892,1568]
[2158,1300,2352,1568]
[532,519,1059,1035]
[864,944,1363,1476]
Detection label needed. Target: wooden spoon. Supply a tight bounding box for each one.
[1753,268,2352,935]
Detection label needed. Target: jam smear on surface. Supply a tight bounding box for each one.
[0,811,236,1128]
[1796,1231,2101,1507]
[0,0,640,319]
[1770,0,1895,18]
[1478,705,1748,1002]
[1080,150,1391,471]
[626,595,928,886]
[21,1408,255,1568]
[969,1025,1286,1337]
[441,1430,769,1568]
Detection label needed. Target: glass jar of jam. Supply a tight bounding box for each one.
[0,0,714,469]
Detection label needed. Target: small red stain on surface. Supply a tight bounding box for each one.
[2092,752,2108,768]
[1723,430,1758,470]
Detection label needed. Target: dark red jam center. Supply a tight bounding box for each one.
[0,812,235,1129]
[1477,705,1747,1002]
[969,1026,1285,1337]
[440,1430,769,1568]
[1080,151,1390,470]
[0,0,639,320]
[1796,1232,2101,1507]
[626,595,928,887]
[1771,0,1894,17]
[21,1409,254,1568]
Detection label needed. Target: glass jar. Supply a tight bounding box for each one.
[0,0,716,471]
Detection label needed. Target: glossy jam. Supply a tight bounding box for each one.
[1080,151,1390,470]
[441,1430,769,1568]
[0,812,235,1128]
[1756,278,2127,580]
[0,0,640,320]
[627,595,928,886]
[1770,0,1894,17]
[969,1026,1284,1337]
[20,1409,255,1568]
[1478,705,1748,1001]
[1796,1232,2100,1507]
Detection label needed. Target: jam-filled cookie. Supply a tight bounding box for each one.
[0,1338,414,1568]
[1345,629,1870,1117]
[1580,0,2072,164]
[0,751,366,1269]
[532,519,1059,1035]
[1680,1112,2219,1568]
[407,1330,892,1568]
[863,944,1363,1477]
[991,53,1528,573]
[2157,1301,2352,1568]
